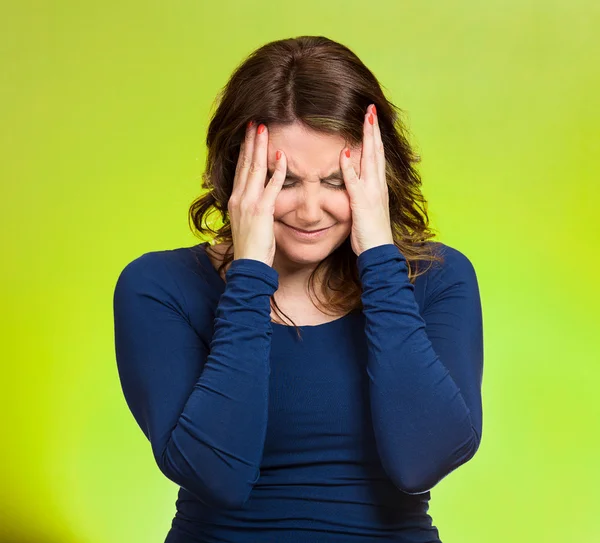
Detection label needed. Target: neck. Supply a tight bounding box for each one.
[272,252,327,298]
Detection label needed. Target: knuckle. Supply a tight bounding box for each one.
[240,155,252,169]
[239,197,254,211]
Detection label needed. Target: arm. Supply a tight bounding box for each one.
[113,253,278,509]
[357,243,484,495]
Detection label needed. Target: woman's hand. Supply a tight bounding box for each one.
[228,121,287,267]
[340,104,395,257]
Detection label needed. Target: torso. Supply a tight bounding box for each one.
[205,242,349,326]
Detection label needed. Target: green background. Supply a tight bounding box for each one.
[2,1,598,542]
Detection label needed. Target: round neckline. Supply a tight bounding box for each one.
[271,309,357,329]
[196,242,359,330]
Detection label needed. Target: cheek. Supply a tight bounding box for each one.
[273,193,290,215]
[274,191,352,217]
[333,195,352,221]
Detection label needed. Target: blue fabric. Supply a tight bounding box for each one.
[113,241,484,542]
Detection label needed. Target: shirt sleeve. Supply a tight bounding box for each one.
[356,243,484,495]
[113,252,278,509]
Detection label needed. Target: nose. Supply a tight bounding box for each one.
[294,185,325,225]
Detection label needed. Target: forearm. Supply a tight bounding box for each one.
[357,244,482,494]
[158,259,277,508]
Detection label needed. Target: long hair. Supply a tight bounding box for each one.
[188,35,445,340]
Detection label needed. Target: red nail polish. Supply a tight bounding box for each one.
[276,150,282,160]
[345,148,351,158]
[247,120,253,129]
[368,114,374,125]
[372,105,377,115]
[258,124,265,134]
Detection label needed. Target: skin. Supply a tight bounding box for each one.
[211,121,363,303]
[210,104,393,323]
[266,122,363,299]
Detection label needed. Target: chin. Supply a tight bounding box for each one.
[275,226,350,262]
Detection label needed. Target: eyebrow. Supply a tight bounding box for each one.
[266,167,344,182]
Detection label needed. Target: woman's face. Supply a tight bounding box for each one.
[266,121,362,268]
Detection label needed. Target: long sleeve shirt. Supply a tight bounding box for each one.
[113,241,484,542]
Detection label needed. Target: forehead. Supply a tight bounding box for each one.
[269,122,342,163]
[268,121,344,146]
[267,121,359,175]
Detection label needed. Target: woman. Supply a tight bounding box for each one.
[113,35,484,542]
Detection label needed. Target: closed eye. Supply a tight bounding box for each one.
[282,180,346,190]
[267,168,346,191]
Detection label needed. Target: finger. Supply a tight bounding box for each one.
[339,146,361,198]
[262,149,287,206]
[360,105,377,183]
[234,120,257,195]
[371,105,386,187]
[244,123,269,200]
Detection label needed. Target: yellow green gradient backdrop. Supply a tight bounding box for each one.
[2,1,598,542]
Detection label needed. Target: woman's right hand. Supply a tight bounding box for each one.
[228,121,287,268]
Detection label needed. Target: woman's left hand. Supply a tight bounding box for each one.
[340,104,395,257]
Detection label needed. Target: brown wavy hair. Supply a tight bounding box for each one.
[188,35,445,340]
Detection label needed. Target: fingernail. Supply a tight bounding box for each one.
[372,104,377,115]
[368,114,374,125]
[345,148,351,158]
[258,124,266,134]
[276,150,282,160]
[247,120,253,129]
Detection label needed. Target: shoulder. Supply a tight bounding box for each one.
[113,248,189,312]
[418,242,481,310]
[116,247,186,285]
[113,244,223,329]
[113,244,212,304]
[423,241,478,279]
[116,243,213,284]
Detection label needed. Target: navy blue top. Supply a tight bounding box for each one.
[113,241,484,542]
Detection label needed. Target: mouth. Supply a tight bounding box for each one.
[282,223,334,239]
